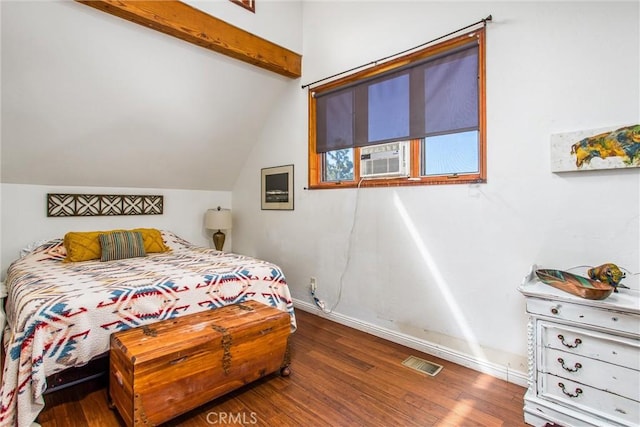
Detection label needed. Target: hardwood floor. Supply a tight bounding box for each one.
[38,309,527,426]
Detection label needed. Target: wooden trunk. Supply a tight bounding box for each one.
[109,301,291,426]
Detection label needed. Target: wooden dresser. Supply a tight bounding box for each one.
[519,267,639,427]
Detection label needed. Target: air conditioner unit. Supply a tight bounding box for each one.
[360,141,410,178]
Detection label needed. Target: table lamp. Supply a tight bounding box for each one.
[205,207,232,251]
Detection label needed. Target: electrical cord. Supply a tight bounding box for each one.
[311,287,327,312]
[311,177,365,313]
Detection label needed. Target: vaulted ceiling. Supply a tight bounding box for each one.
[1,0,302,191]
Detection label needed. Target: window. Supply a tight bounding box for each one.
[308,29,486,188]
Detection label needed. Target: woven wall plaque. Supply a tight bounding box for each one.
[47,194,163,217]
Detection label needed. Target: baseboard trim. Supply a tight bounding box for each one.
[293,298,528,388]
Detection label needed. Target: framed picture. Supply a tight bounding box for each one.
[550,124,640,172]
[229,0,255,13]
[261,165,294,210]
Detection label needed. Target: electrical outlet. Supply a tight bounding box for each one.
[310,277,317,292]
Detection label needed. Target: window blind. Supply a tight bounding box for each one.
[315,42,478,153]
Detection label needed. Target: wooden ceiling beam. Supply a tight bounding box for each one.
[76,0,302,79]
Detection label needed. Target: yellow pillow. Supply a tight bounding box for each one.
[131,228,170,253]
[63,228,169,262]
[63,230,107,262]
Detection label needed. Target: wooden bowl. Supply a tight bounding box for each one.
[535,269,614,300]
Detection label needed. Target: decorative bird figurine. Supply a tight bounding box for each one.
[587,263,629,293]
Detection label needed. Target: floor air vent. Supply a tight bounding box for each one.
[401,356,443,376]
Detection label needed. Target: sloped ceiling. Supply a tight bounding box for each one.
[1,1,296,191]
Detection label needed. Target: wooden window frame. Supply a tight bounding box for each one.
[308,29,486,189]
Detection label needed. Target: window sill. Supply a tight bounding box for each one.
[308,176,486,189]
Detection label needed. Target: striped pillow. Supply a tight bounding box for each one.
[99,231,147,262]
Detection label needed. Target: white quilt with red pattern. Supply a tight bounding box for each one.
[0,231,295,426]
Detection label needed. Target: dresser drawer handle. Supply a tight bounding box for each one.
[557,358,582,372]
[550,306,559,315]
[557,334,582,348]
[558,382,582,398]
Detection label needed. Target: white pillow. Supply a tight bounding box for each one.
[20,238,54,258]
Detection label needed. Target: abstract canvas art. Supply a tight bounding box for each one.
[550,124,640,172]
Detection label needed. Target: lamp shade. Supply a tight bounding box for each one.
[205,208,232,230]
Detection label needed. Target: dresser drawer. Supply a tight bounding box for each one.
[521,278,640,427]
[539,322,640,370]
[540,347,639,400]
[528,298,638,336]
[538,372,639,426]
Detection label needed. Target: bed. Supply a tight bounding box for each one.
[0,230,296,427]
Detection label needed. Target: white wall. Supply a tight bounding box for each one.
[0,184,232,279]
[1,0,297,191]
[233,1,640,382]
